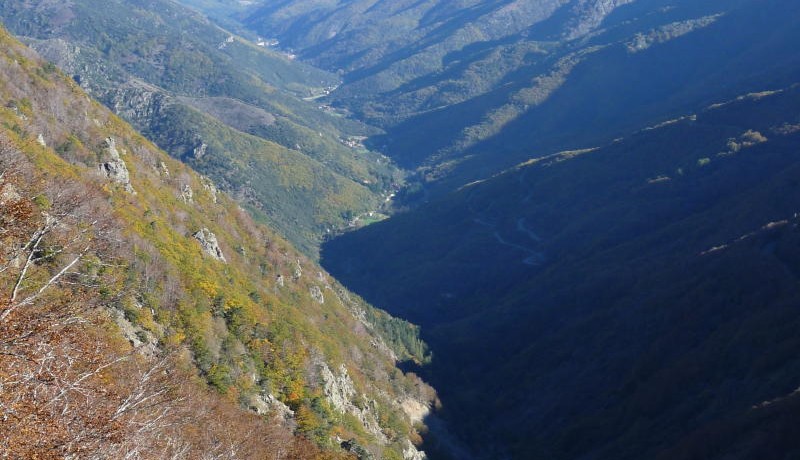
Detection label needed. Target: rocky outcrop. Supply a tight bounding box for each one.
[181,183,193,203]
[24,37,115,97]
[98,137,135,194]
[192,228,226,262]
[310,285,325,304]
[191,142,208,159]
[105,136,122,158]
[322,363,356,413]
[250,393,295,425]
[108,81,168,125]
[403,440,427,460]
[320,362,387,443]
[111,306,158,357]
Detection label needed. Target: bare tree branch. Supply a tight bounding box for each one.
[9,225,49,303]
[1,244,91,322]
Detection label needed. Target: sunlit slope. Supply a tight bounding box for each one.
[0,26,430,459]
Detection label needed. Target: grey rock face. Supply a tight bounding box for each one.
[192,142,208,159]
[251,393,295,425]
[181,183,194,203]
[310,285,325,304]
[400,398,431,425]
[109,82,168,124]
[105,137,121,158]
[321,362,387,443]
[403,440,427,460]
[293,259,303,280]
[111,306,159,358]
[98,137,135,194]
[192,228,226,262]
[322,362,355,411]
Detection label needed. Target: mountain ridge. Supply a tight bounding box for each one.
[242,0,800,201]
[0,0,403,256]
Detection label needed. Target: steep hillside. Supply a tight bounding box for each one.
[0,26,430,459]
[0,0,402,256]
[322,85,800,458]
[245,0,800,199]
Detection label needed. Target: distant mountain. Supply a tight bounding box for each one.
[245,0,800,198]
[0,0,403,256]
[0,25,430,459]
[323,84,800,459]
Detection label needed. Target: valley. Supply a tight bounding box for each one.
[235,0,800,458]
[2,0,800,459]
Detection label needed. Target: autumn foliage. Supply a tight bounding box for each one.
[0,139,352,459]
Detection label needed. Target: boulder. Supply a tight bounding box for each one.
[192,228,226,262]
